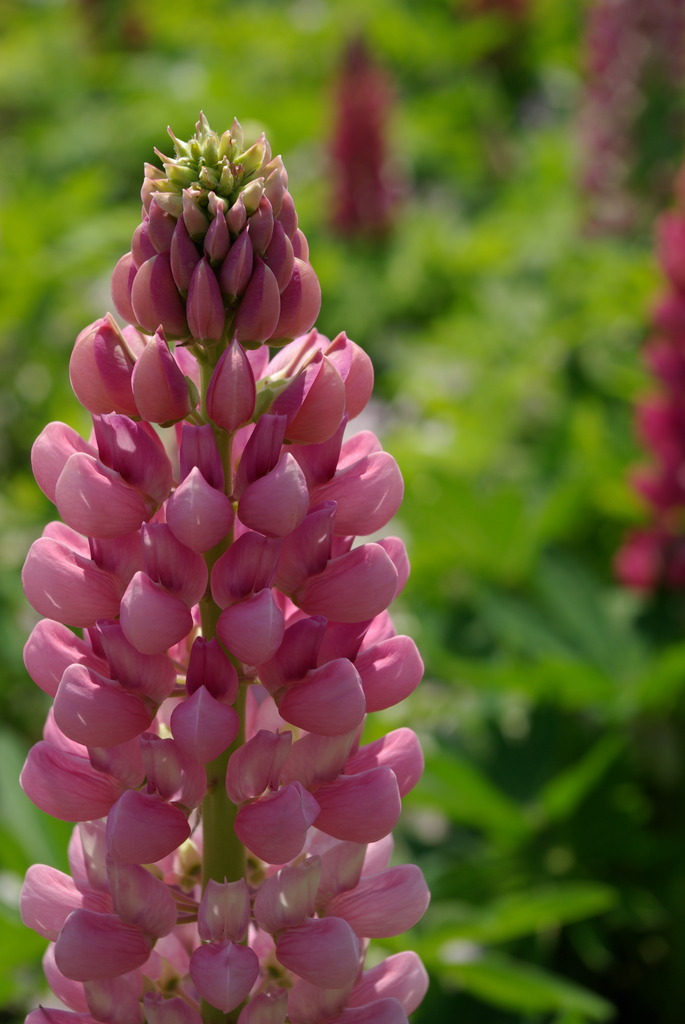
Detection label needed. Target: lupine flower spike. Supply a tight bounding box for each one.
[21,114,429,1024]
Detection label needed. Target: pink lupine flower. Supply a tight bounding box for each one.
[20,115,428,1024]
[617,160,685,589]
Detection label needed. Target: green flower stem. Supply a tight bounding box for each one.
[196,344,247,1024]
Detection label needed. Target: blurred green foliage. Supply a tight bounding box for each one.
[1,1,684,1022]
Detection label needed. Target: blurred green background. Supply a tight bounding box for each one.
[2,0,684,1021]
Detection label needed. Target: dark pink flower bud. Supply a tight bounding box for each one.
[106,790,190,864]
[120,572,193,655]
[328,864,430,938]
[179,422,225,490]
[226,729,292,804]
[274,503,335,593]
[234,414,287,495]
[332,336,374,418]
[69,315,139,417]
[166,467,234,553]
[278,658,366,737]
[55,453,153,539]
[211,531,281,607]
[131,328,194,423]
[206,339,257,431]
[293,543,398,622]
[182,188,210,240]
[264,164,286,215]
[219,229,254,303]
[187,258,226,343]
[189,940,259,1013]
[313,767,401,843]
[234,258,281,346]
[22,537,122,628]
[186,635,239,701]
[144,994,203,1024]
[95,621,177,702]
[275,917,360,989]
[349,951,429,1015]
[257,615,327,693]
[170,687,240,763]
[236,988,288,1024]
[263,221,294,291]
[147,196,177,252]
[234,781,320,863]
[54,663,154,747]
[21,865,86,941]
[277,190,298,237]
[354,635,423,712]
[197,878,250,942]
[657,212,685,289]
[170,216,202,295]
[272,355,346,445]
[270,259,321,343]
[226,194,248,236]
[21,742,124,821]
[107,860,178,937]
[131,252,188,338]
[238,453,309,537]
[140,735,207,808]
[24,619,107,698]
[248,196,274,255]
[111,252,138,325]
[142,523,208,607]
[54,909,153,981]
[217,588,285,664]
[132,217,156,267]
[253,858,320,933]
[93,414,173,504]
[31,422,96,503]
[204,209,231,265]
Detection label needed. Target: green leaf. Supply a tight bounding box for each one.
[537,735,625,824]
[437,949,614,1020]
[411,749,529,839]
[423,882,616,946]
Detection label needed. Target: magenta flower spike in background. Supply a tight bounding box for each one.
[19,114,429,1024]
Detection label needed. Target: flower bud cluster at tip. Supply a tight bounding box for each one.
[112,113,321,349]
[20,118,429,1024]
[617,163,685,590]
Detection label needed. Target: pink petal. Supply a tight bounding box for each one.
[106,790,190,864]
[344,728,424,797]
[348,951,429,1015]
[329,998,408,1024]
[253,858,321,933]
[293,543,398,623]
[275,917,360,989]
[234,257,281,345]
[197,878,250,942]
[54,663,155,747]
[278,658,366,737]
[313,768,401,843]
[225,729,292,804]
[217,589,285,665]
[22,538,122,628]
[354,635,423,712]
[131,251,188,338]
[211,531,281,607]
[170,686,240,763]
[235,782,320,864]
[21,865,84,941]
[131,328,193,423]
[189,940,259,1013]
[120,572,193,655]
[54,909,153,981]
[20,741,124,821]
[238,453,309,537]
[328,864,430,938]
[311,451,403,537]
[31,421,96,503]
[95,621,177,702]
[55,454,151,539]
[166,467,234,553]
[24,618,107,698]
[107,860,178,937]
[206,339,257,431]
